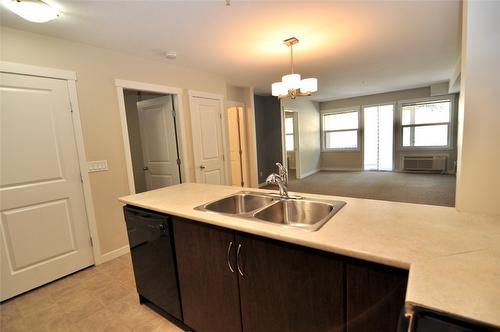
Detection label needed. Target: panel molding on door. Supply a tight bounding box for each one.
[0,72,94,301]
[189,93,226,185]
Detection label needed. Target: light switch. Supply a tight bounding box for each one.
[88,160,109,172]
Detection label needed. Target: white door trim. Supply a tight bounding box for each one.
[67,81,102,264]
[0,61,100,265]
[188,90,224,101]
[115,79,182,96]
[188,90,230,185]
[115,79,190,194]
[0,61,77,80]
[282,109,301,179]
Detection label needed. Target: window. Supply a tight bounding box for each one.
[285,116,294,151]
[401,99,451,147]
[322,111,359,149]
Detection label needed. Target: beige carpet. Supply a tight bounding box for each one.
[272,171,456,207]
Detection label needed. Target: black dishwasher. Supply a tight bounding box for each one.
[398,305,500,332]
[123,206,182,321]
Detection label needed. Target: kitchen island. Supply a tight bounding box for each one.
[119,183,500,330]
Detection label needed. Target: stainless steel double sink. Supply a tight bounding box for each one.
[195,191,346,232]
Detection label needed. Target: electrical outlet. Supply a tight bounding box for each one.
[88,160,109,172]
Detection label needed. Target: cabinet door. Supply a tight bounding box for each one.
[347,260,408,332]
[173,218,241,332]
[236,233,345,332]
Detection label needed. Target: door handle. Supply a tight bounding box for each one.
[199,165,206,169]
[143,166,149,171]
[227,241,234,273]
[236,243,244,277]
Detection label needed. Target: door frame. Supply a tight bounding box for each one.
[188,90,229,185]
[0,61,100,264]
[115,79,190,194]
[281,109,301,179]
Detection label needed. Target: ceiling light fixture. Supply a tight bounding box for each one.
[272,37,318,99]
[3,0,60,23]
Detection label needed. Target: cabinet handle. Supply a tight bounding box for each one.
[236,243,244,277]
[227,241,234,273]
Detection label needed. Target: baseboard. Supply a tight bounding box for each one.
[320,167,363,172]
[298,168,320,179]
[99,245,130,264]
[395,168,456,175]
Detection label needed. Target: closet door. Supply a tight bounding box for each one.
[0,73,93,301]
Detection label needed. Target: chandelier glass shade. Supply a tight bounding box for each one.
[272,37,318,99]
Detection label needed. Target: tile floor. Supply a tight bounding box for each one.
[0,254,183,332]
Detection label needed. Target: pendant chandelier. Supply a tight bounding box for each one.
[271,37,318,99]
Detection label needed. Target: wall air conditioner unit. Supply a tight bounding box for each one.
[403,156,447,172]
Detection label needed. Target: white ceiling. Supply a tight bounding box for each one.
[0,0,462,101]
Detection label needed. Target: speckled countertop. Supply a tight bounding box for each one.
[119,183,500,328]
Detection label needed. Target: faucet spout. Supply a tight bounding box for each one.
[265,163,289,198]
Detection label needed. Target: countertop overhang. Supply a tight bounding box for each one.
[119,183,500,328]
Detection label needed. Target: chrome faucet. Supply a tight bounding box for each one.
[266,162,289,198]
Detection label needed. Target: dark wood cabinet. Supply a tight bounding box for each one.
[236,233,345,332]
[166,213,409,332]
[346,259,408,332]
[172,218,241,332]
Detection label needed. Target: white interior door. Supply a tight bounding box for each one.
[190,96,226,184]
[0,73,94,301]
[137,95,180,191]
[228,106,249,187]
[364,104,394,171]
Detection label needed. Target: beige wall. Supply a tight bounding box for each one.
[0,27,232,257]
[455,0,500,216]
[321,151,363,170]
[320,87,431,110]
[319,87,458,172]
[282,98,321,177]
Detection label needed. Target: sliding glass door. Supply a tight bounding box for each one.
[364,104,394,171]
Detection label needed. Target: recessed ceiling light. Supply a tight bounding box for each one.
[3,0,60,23]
